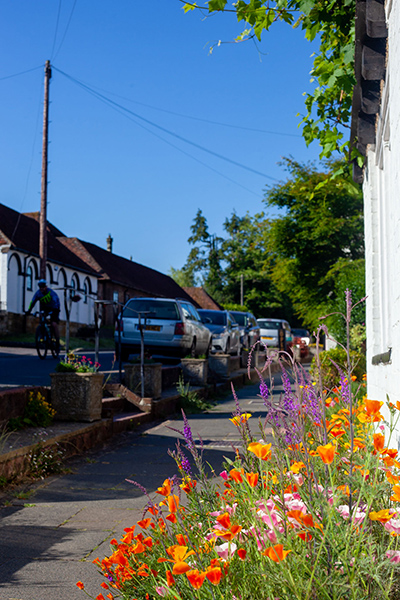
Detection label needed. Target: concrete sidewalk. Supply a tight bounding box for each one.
[0,372,282,600]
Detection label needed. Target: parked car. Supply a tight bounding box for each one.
[291,328,311,358]
[198,309,241,355]
[291,328,311,346]
[115,297,211,361]
[229,311,260,350]
[257,318,292,349]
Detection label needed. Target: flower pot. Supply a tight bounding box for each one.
[181,358,208,386]
[124,363,162,399]
[50,372,104,422]
[208,354,230,381]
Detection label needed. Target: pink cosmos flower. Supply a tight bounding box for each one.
[386,550,400,563]
[155,586,168,596]
[385,518,400,535]
[215,542,237,560]
[219,470,229,481]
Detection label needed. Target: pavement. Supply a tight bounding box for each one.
[0,372,283,600]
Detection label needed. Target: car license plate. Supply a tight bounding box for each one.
[262,336,273,340]
[137,325,161,331]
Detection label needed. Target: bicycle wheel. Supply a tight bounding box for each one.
[50,333,60,358]
[35,325,48,359]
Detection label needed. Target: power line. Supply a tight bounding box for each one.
[0,66,42,81]
[53,67,279,182]
[68,79,301,138]
[50,0,63,59]
[53,0,78,60]
[53,68,263,196]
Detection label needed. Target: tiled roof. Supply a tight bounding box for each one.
[59,238,197,303]
[0,203,98,276]
[183,287,223,310]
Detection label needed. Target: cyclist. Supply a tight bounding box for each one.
[26,279,61,342]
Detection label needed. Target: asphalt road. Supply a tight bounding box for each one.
[0,348,117,387]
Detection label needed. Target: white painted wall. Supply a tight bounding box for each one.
[0,248,97,325]
[363,0,400,446]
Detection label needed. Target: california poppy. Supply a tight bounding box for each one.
[186,569,206,589]
[263,544,292,563]
[316,443,335,464]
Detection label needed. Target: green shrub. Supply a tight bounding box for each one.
[310,346,366,390]
[176,376,210,413]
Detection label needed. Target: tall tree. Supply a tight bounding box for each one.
[264,159,364,328]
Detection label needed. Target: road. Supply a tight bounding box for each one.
[0,348,117,388]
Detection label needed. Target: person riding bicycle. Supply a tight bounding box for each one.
[26,279,61,341]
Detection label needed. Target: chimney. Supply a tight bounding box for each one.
[106,234,113,253]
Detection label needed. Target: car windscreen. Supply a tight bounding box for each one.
[231,312,246,326]
[199,311,226,325]
[123,299,179,320]
[292,329,309,337]
[258,320,283,330]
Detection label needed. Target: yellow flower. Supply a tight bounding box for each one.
[229,413,252,427]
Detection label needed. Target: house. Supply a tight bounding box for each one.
[0,203,197,335]
[0,203,98,335]
[183,287,223,311]
[351,0,399,440]
[58,237,198,327]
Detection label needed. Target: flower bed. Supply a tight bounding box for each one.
[77,300,400,600]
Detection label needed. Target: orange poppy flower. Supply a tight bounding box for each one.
[106,594,114,600]
[373,433,385,452]
[384,449,399,459]
[237,548,246,560]
[387,472,400,484]
[96,595,106,600]
[100,583,109,590]
[297,531,312,542]
[166,514,177,524]
[186,569,206,589]
[76,582,85,590]
[159,545,196,575]
[247,442,272,460]
[263,544,292,563]
[287,510,315,528]
[369,509,395,524]
[316,443,336,465]
[330,428,345,439]
[229,468,244,483]
[156,479,172,496]
[176,534,188,546]
[167,495,180,514]
[206,566,222,585]
[391,485,400,502]
[229,413,252,427]
[166,570,175,587]
[137,518,152,529]
[290,461,306,474]
[246,472,259,487]
[180,478,197,493]
[365,399,384,417]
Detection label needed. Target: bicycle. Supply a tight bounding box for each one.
[34,311,60,360]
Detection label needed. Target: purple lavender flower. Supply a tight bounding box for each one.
[231,382,241,416]
[339,369,350,404]
[181,409,194,452]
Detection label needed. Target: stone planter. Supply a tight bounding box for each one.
[208,354,230,381]
[124,362,162,399]
[181,358,208,386]
[50,372,104,422]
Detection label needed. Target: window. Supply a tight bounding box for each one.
[83,281,88,304]
[113,291,119,305]
[26,265,33,291]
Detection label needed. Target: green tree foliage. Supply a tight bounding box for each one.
[183,0,356,159]
[264,158,364,330]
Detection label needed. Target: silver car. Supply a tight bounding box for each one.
[257,318,292,349]
[115,297,211,361]
[198,309,241,355]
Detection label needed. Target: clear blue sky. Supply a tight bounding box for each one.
[0,1,321,275]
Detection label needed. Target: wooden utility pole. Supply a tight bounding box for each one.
[39,60,52,279]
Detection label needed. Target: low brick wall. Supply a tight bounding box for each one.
[0,386,51,428]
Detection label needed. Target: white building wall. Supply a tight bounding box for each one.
[363,0,400,447]
[0,248,97,326]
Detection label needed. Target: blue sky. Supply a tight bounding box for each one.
[0,1,321,275]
